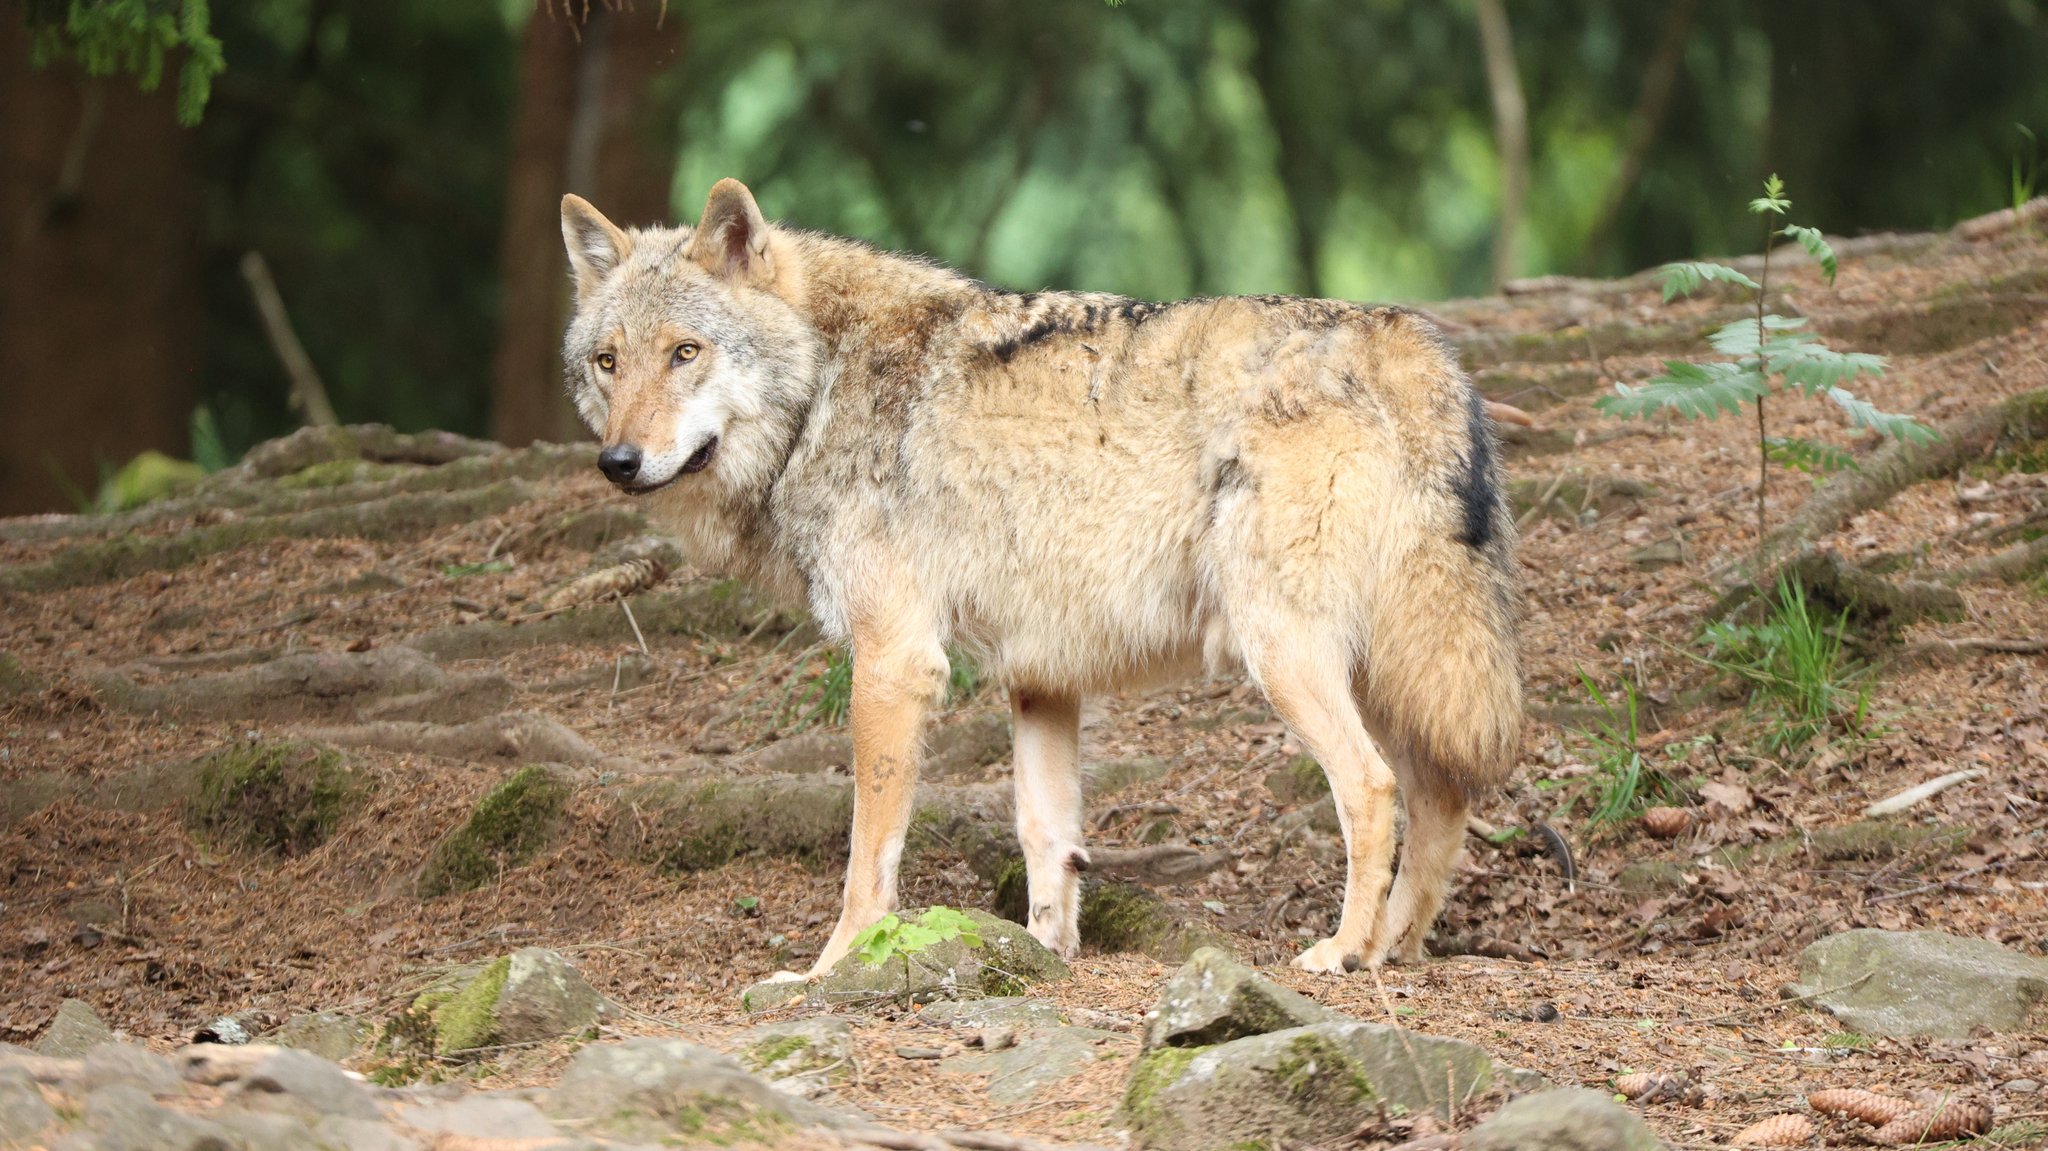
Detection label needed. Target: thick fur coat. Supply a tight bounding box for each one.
[560,179,1521,976]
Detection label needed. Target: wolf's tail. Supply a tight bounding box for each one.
[1358,395,1522,797]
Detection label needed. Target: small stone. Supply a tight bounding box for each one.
[1629,539,1686,571]
[895,1045,945,1060]
[397,1095,558,1139]
[1464,1088,1663,1151]
[1529,1000,1560,1023]
[36,998,114,1057]
[979,1025,1018,1052]
[736,1017,854,1096]
[272,1012,370,1063]
[494,948,606,1044]
[739,977,807,1014]
[2003,1078,2041,1094]
[1139,947,1338,1051]
[0,1066,56,1144]
[1783,929,2048,1038]
[230,1047,381,1119]
[81,1044,183,1095]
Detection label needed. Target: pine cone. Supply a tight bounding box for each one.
[543,557,668,611]
[1730,1113,1813,1147]
[1807,1088,1917,1127]
[1871,1100,1993,1145]
[1641,806,1691,838]
[1615,1070,1691,1103]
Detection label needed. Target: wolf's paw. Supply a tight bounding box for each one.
[1290,938,1364,975]
[1028,915,1081,960]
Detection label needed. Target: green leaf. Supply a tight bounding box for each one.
[917,906,983,950]
[1764,437,1858,474]
[1708,314,1808,357]
[1596,361,1770,422]
[1655,262,1760,302]
[853,915,901,966]
[893,923,942,953]
[1773,344,1888,395]
[1750,174,1790,216]
[1779,225,1838,284]
[1826,389,1938,443]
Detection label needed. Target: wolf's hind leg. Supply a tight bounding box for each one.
[804,624,945,978]
[1242,626,1398,975]
[1375,771,1468,965]
[1012,690,1086,958]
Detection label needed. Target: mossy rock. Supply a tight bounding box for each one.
[402,948,604,1056]
[185,741,361,856]
[735,1017,853,1090]
[1122,1022,1493,1150]
[544,1038,823,1144]
[1264,755,1329,805]
[1808,820,1967,862]
[988,869,1230,963]
[1615,859,1690,894]
[804,908,1069,1007]
[418,765,572,898]
[603,775,854,873]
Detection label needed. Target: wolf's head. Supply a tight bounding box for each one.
[559,179,819,495]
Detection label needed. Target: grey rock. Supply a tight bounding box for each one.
[1121,1021,1494,1151]
[544,1038,842,1142]
[272,1012,370,1063]
[229,1047,381,1119]
[2002,1078,2040,1094]
[1139,946,1339,1051]
[0,1065,56,1143]
[942,1026,1125,1103]
[36,999,115,1057]
[210,1111,326,1151]
[495,947,606,1044]
[310,1116,424,1151]
[81,1044,183,1095]
[739,977,807,1014]
[736,1017,855,1096]
[805,909,1068,1008]
[84,1085,236,1151]
[1463,1087,1665,1151]
[1782,929,2048,1038]
[919,997,1065,1029]
[397,1095,558,1139]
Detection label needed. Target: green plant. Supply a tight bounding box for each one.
[1596,176,1934,549]
[786,647,853,728]
[851,906,982,992]
[22,0,225,126]
[1565,668,1683,826]
[2014,124,2041,216]
[1699,576,1867,753]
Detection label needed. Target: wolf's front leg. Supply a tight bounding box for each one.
[1012,690,1086,957]
[803,624,945,978]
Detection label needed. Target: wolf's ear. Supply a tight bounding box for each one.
[687,178,773,285]
[561,194,631,299]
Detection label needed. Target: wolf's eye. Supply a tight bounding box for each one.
[595,352,616,372]
[673,342,700,366]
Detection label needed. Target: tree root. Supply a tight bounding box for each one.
[308,713,603,764]
[404,581,804,660]
[90,647,508,724]
[1754,388,2048,574]
[0,481,536,591]
[1709,551,1964,635]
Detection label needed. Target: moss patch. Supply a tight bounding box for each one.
[604,775,854,873]
[0,652,42,700]
[1122,1045,1201,1127]
[185,741,360,855]
[431,955,510,1054]
[1808,820,1967,862]
[275,459,413,490]
[418,765,571,897]
[1274,1032,1374,1104]
[1264,755,1329,804]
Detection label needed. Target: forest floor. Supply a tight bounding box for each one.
[3,211,2047,1150]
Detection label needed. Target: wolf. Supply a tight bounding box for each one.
[558,178,1522,976]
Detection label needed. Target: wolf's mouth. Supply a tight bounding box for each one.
[623,436,717,496]
[680,435,719,475]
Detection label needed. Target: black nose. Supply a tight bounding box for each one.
[598,444,642,485]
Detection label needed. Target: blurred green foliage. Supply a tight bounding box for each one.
[16,0,2048,463]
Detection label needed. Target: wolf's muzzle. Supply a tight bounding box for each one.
[598,444,642,486]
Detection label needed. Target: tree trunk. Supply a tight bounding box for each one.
[1475,0,1527,292]
[0,22,204,515]
[489,5,685,448]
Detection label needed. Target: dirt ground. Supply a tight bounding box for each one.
[3,216,2047,1150]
